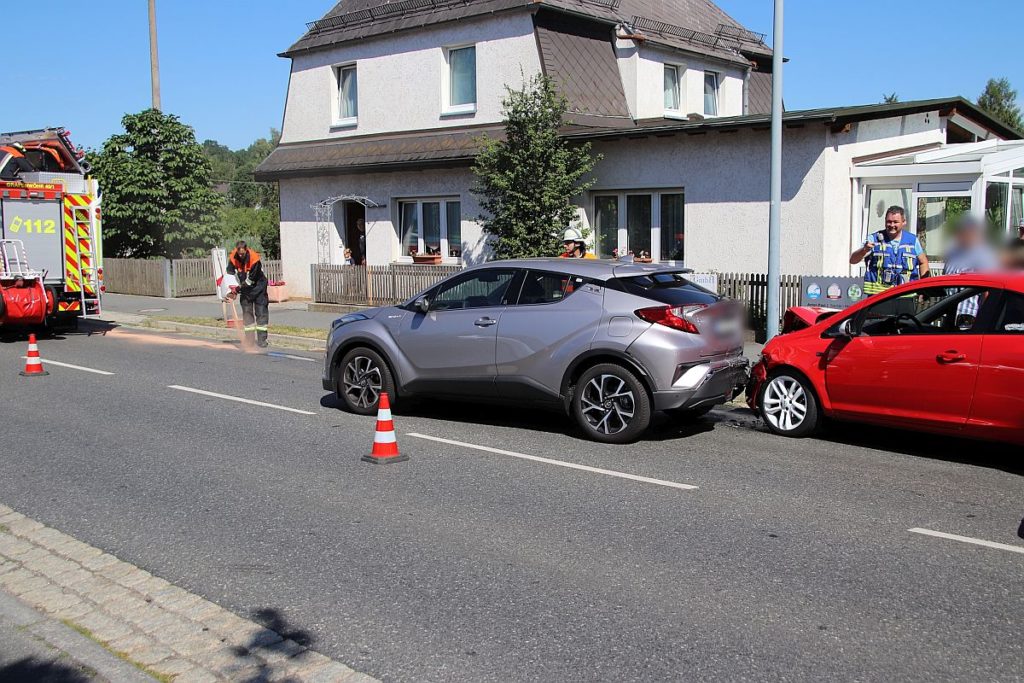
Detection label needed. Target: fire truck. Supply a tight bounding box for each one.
[0,128,102,330]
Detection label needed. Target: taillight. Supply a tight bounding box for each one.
[635,304,707,334]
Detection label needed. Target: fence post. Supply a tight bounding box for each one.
[310,264,318,303]
[163,260,173,298]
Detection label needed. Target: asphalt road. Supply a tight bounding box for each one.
[0,323,1021,682]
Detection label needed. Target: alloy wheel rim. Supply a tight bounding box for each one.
[580,374,636,435]
[343,356,382,408]
[762,376,807,432]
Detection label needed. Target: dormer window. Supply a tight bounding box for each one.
[703,71,719,117]
[335,64,358,127]
[444,45,476,115]
[664,64,682,113]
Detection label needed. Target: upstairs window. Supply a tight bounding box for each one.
[445,45,476,114]
[703,72,719,117]
[663,64,681,113]
[336,64,358,124]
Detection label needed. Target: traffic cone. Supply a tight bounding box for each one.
[361,393,408,464]
[20,334,49,377]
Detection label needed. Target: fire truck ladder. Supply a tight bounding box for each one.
[69,197,102,317]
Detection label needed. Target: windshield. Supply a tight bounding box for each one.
[617,272,720,306]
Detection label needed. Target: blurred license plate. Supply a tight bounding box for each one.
[713,318,741,336]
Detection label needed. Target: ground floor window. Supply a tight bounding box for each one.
[398,198,462,260]
[591,190,685,262]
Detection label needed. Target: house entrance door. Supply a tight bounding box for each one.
[333,201,366,265]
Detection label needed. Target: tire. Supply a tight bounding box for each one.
[571,363,652,444]
[757,369,819,438]
[336,347,396,415]
[664,405,714,421]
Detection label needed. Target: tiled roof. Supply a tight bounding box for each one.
[535,12,633,125]
[254,124,503,180]
[255,97,1021,180]
[285,0,770,65]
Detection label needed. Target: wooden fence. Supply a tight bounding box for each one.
[104,258,283,297]
[313,264,464,305]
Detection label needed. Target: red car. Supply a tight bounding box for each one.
[747,273,1024,445]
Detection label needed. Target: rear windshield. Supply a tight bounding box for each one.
[616,272,720,306]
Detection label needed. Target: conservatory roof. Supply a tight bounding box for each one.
[853,140,1024,179]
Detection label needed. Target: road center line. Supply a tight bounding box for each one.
[266,352,319,363]
[23,357,115,376]
[908,528,1024,556]
[167,385,317,415]
[407,433,698,490]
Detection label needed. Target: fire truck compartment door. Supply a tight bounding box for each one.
[1,198,65,283]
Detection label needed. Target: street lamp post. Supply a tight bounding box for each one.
[766,0,784,339]
[149,0,162,111]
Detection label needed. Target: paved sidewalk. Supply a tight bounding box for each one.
[102,294,341,330]
[0,504,377,682]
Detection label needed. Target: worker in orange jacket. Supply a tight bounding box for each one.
[226,241,270,347]
[0,143,33,180]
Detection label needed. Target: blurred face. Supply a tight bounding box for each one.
[563,240,575,253]
[235,244,248,259]
[884,212,905,239]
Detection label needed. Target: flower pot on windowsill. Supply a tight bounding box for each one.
[412,254,443,265]
[635,257,654,264]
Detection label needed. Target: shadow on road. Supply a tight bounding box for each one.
[0,657,92,683]
[228,607,314,683]
[0,320,117,344]
[321,392,717,442]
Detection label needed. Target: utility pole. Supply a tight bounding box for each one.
[766,0,784,340]
[149,0,162,110]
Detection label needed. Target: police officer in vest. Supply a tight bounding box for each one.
[226,241,270,347]
[850,205,930,298]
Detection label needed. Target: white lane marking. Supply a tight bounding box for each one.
[909,528,1024,556]
[267,352,319,363]
[407,433,698,490]
[167,385,316,415]
[23,357,114,376]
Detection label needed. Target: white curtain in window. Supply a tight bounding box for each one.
[703,73,718,116]
[664,65,680,111]
[400,202,418,256]
[449,46,476,106]
[340,67,358,118]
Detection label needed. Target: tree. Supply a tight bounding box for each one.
[882,92,899,104]
[977,78,1023,133]
[88,110,223,258]
[472,75,599,260]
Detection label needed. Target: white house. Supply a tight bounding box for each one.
[257,0,1019,297]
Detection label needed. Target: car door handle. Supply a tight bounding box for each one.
[474,317,497,327]
[936,350,966,364]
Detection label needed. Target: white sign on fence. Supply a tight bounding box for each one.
[686,272,719,293]
[211,248,238,301]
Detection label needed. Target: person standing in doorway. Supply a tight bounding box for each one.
[356,219,367,265]
[849,206,929,295]
[227,241,270,348]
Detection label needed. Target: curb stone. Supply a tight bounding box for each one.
[0,503,379,682]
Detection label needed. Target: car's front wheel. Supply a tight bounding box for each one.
[572,364,651,444]
[758,370,819,437]
[337,347,396,415]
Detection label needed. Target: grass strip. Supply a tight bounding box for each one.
[61,619,174,683]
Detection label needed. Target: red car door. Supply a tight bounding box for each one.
[824,283,988,432]
[965,290,1024,444]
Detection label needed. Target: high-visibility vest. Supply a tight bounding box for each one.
[863,230,920,295]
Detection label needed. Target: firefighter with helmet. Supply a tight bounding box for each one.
[560,227,597,259]
[226,241,270,347]
[0,142,33,180]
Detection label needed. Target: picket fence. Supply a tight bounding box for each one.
[104,258,283,298]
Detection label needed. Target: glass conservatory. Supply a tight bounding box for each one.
[852,140,1024,265]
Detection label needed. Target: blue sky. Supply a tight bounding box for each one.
[6,1,1022,151]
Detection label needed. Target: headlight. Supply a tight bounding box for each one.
[331,313,368,331]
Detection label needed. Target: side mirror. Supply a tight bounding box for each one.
[837,318,856,337]
[416,296,430,314]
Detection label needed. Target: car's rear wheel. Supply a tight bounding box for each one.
[758,370,819,437]
[572,364,651,444]
[337,347,395,415]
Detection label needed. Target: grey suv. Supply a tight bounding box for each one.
[323,259,748,443]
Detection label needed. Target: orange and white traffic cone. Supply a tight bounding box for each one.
[361,392,408,464]
[20,334,49,377]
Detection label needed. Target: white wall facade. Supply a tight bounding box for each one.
[616,41,746,121]
[281,13,543,144]
[279,168,489,297]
